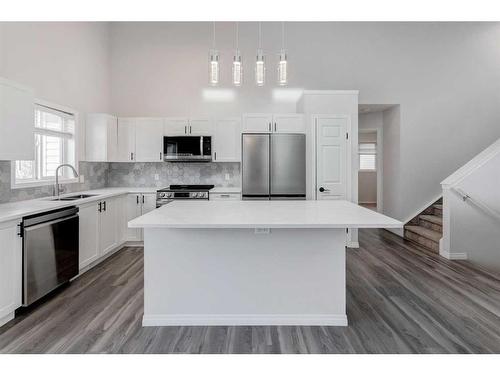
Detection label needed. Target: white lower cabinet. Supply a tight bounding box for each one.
[78,196,122,270]
[126,193,156,241]
[210,193,241,201]
[0,220,22,326]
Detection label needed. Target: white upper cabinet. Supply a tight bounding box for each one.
[242,114,273,133]
[214,118,241,162]
[243,113,305,134]
[273,114,305,133]
[189,118,213,135]
[0,78,35,160]
[117,118,136,162]
[164,117,189,136]
[85,113,117,162]
[135,118,164,162]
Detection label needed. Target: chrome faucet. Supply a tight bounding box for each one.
[54,164,79,197]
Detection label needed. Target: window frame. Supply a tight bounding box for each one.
[11,99,80,189]
[359,141,377,172]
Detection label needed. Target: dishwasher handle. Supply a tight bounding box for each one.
[23,214,79,232]
[23,206,79,227]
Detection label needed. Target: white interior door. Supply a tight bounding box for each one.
[316,116,348,200]
[135,118,164,162]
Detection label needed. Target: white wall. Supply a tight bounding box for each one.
[0,22,111,160]
[444,149,500,271]
[109,22,500,222]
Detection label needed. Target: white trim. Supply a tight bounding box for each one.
[401,193,442,225]
[441,137,500,188]
[142,314,348,327]
[10,172,79,190]
[303,90,359,95]
[440,250,468,260]
[358,127,383,213]
[0,312,15,328]
[347,241,359,248]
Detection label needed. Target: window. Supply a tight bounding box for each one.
[13,104,77,187]
[359,142,377,171]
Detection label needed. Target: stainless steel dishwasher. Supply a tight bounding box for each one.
[22,206,79,306]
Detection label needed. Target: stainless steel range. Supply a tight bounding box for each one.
[156,184,214,207]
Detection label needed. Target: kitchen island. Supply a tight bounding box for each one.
[129,200,401,326]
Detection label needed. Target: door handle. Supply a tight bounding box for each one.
[319,187,330,193]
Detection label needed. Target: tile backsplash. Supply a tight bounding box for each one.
[107,162,240,188]
[0,161,109,204]
[0,161,241,204]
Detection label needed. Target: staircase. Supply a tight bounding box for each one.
[404,198,443,252]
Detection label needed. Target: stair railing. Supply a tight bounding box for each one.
[451,187,500,222]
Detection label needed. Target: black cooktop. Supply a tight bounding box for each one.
[158,184,215,192]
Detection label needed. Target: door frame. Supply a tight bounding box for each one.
[358,128,383,213]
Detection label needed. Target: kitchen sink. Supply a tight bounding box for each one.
[52,194,98,201]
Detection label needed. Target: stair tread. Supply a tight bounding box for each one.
[433,204,443,209]
[405,225,442,242]
[419,215,443,225]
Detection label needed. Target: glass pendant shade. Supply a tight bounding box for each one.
[233,50,242,86]
[255,49,265,87]
[278,49,287,86]
[209,49,219,86]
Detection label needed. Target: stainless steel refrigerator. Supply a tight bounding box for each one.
[242,133,306,200]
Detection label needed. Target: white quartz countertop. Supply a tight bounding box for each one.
[0,187,157,224]
[129,200,403,229]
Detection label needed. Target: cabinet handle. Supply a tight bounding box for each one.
[220,194,230,198]
[268,122,271,132]
[274,122,277,132]
[17,223,23,237]
[190,126,192,134]
[136,195,139,204]
[214,151,217,161]
[103,201,106,211]
[184,125,187,134]
[142,195,145,204]
[98,202,102,212]
[131,152,134,161]
[160,152,162,161]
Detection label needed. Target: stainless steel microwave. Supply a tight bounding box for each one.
[163,136,212,162]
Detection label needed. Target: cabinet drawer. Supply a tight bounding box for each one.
[210,193,241,201]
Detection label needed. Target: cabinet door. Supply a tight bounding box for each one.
[242,114,273,133]
[126,194,143,241]
[0,78,35,160]
[135,118,164,162]
[86,114,117,162]
[115,195,127,245]
[0,220,22,324]
[79,202,100,270]
[273,114,305,133]
[99,198,118,256]
[189,118,213,135]
[141,193,157,214]
[214,118,241,162]
[117,118,136,162]
[164,118,189,136]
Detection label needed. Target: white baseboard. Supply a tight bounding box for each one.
[0,312,15,328]
[347,241,359,248]
[124,241,144,247]
[440,250,468,260]
[143,314,348,327]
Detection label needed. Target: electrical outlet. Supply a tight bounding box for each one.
[79,175,85,183]
[254,228,271,235]
[154,174,159,181]
[225,173,230,181]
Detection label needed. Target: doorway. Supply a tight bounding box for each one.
[358,129,380,211]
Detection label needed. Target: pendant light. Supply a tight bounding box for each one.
[255,22,265,87]
[233,22,243,87]
[278,22,288,86]
[209,22,219,86]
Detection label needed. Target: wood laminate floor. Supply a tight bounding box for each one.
[1,229,500,354]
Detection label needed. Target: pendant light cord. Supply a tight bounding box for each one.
[236,22,239,50]
[281,22,285,50]
[212,22,216,49]
[258,22,262,49]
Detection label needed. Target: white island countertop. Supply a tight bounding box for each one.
[129,200,402,229]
